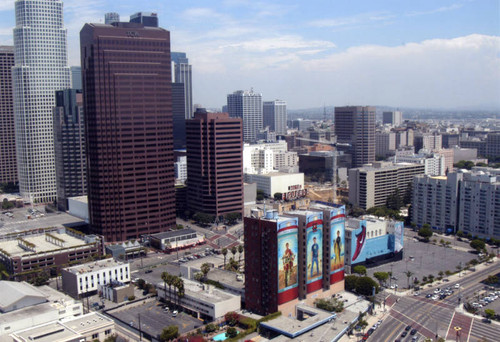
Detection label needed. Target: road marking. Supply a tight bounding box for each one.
[466,318,473,342]
[382,318,405,342]
[445,311,455,340]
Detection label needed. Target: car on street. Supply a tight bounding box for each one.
[426,294,432,298]
[172,310,178,317]
[405,325,412,331]
[454,283,460,288]
[401,331,408,338]
[145,269,153,274]
[413,291,420,296]
[411,336,419,341]
[410,329,417,335]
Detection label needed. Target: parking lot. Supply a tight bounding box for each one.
[108,300,203,339]
[367,233,477,290]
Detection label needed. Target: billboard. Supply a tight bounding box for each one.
[350,220,401,265]
[306,212,323,293]
[277,217,299,305]
[394,221,404,253]
[351,220,367,264]
[330,206,345,284]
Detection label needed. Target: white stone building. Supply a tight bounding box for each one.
[175,156,187,182]
[244,172,304,197]
[61,259,130,298]
[243,141,298,174]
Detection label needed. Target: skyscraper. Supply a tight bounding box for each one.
[0,46,17,184]
[104,12,120,25]
[382,110,402,126]
[81,22,175,242]
[263,100,287,135]
[130,12,159,27]
[70,66,82,89]
[186,109,243,218]
[172,82,186,150]
[53,89,86,211]
[227,90,263,142]
[335,106,375,168]
[13,0,71,203]
[171,52,192,119]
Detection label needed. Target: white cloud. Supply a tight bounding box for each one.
[407,3,464,16]
[220,36,335,52]
[0,2,14,12]
[309,11,395,28]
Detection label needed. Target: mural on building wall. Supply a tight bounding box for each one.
[306,212,323,292]
[330,206,345,283]
[352,220,367,262]
[277,217,299,304]
[394,221,404,253]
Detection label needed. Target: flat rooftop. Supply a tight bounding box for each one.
[64,258,128,275]
[11,321,81,342]
[160,278,239,304]
[0,209,85,236]
[150,228,198,240]
[284,209,322,217]
[206,268,244,289]
[0,231,89,258]
[61,312,113,334]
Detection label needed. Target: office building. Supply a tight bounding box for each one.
[81,22,176,241]
[0,46,17,184]
[442,133,460,148]
[486,133,500,158]
[335,106,375,168]
[414,133,442,152]
[130,12,159,27]
[291,119,313,131]
[344,216,404,272]
[104,12,120,25]
[348,162,425,210]
[244,204,345,316]
[375,131,396,157]
[13,0,71,203]
[174,155,187,182]
[263,100,287,135]
[70,66,82,89]
[382,111,402,126]
[227,90,263,142]
[61,259,130,298]
[0,227,101,278]
[186,110,243,218]
[243,141,298,174]
[150,228,205,252]
[172,52,193,119]
[53,89,86,211]
[395,151,446,176]
[244,172,304,198]
[172,82,186,149]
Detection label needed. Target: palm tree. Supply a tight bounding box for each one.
[161,271,169,300]
[404,271,414,289]
[222,248,228,268]
[238,245,243,264]
[231,246,237,261]
[200,263,210,280]
[166,273,175,304]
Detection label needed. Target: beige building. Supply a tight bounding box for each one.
[349,162,425,210]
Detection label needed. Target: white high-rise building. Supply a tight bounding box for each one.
[172,52,192,119]
[227,90,262,142]
[13,0,70,203]
[383,111,402,126]
[263,100,287,135]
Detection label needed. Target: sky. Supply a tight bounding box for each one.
[0,0,499,110]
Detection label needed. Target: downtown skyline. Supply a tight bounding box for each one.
[0,0,498,110]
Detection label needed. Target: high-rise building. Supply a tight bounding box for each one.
[348,161,425,210]
[171,52,192,119]
[227,90,262,142]
[172,83,186,150]
[382,110,402,126]
[414,133,442,152]
[335,106,375,168]
[70,66,82,89]
[244,203,345,316]
[130,12,159,27]
[13,0,71,203]
[81,22,175,241]
[186,109,243,218]
[263,100,287,135]
[0,46,17,185]
[53,89,86,211]
[375,131,396,157]
[104,12,120,25]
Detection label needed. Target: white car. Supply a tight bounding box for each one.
[172,310,178,317]
[414,291,420,296]
[454,283,460,288]
[432,295,439,300]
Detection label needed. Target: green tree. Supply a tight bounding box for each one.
[418,225,433,241]
[373,272,389,286]
[256,189,265,201]
[470,239,486,252]
[226,327,238,339]
[404,271,414,289]
[456,230,464,238]
[225,311,239,326]
[274,192,283,201]
[485,309,495,319]
[454,160,475,170]
[200,263,211,280]
[222,248,228,268]
[315,298,344,313]
[103,335,117,342]
[345,275,358,292]
[136,278,146,289]
[160,325,179,341]
[205,323,217,333]
[386,188,402,210]
[353,265,367,275]
[1,199,14,210]
[355,276,379,296]
[485,275,498,285]
[224,212,241,225]
[238,244,244,264]
[161,271,169,298]
[231,246,237,260]
[194,272,204,283]
[350,206,366,218]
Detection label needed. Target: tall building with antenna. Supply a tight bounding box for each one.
[13,0,70,203]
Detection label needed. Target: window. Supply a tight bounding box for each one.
[92,333,98,339]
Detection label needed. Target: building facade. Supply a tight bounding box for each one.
[130,12,159,27]
[263,100,287,135]
[172,82,186,149]
[349,162,425,210]
[53,89,86,211]
[334,106,375,168]
[375,131,396,157]
[244,172,304,198]
[395,151,446,176]
[227,90,263,142]
[172,52,192,119]
[244,204,345,316]
[61,259,130,298]
[13,0,71,203]
[0,46,17,184]
[382,111,402,126]
[70,66,82,89]
[81,22,176,241]
[186,110,243,218]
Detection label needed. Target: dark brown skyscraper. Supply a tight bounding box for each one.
[335,106,375,168]
[186,109,243,219]
[0,46,17,185]
[80,23,175,241]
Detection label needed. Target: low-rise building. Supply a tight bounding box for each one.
[61,259,130,298]
[0,227,101,279]
[149,229,205,252]
[244,172,304,197]
[157,278,241,321]
[10,312,114,342]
